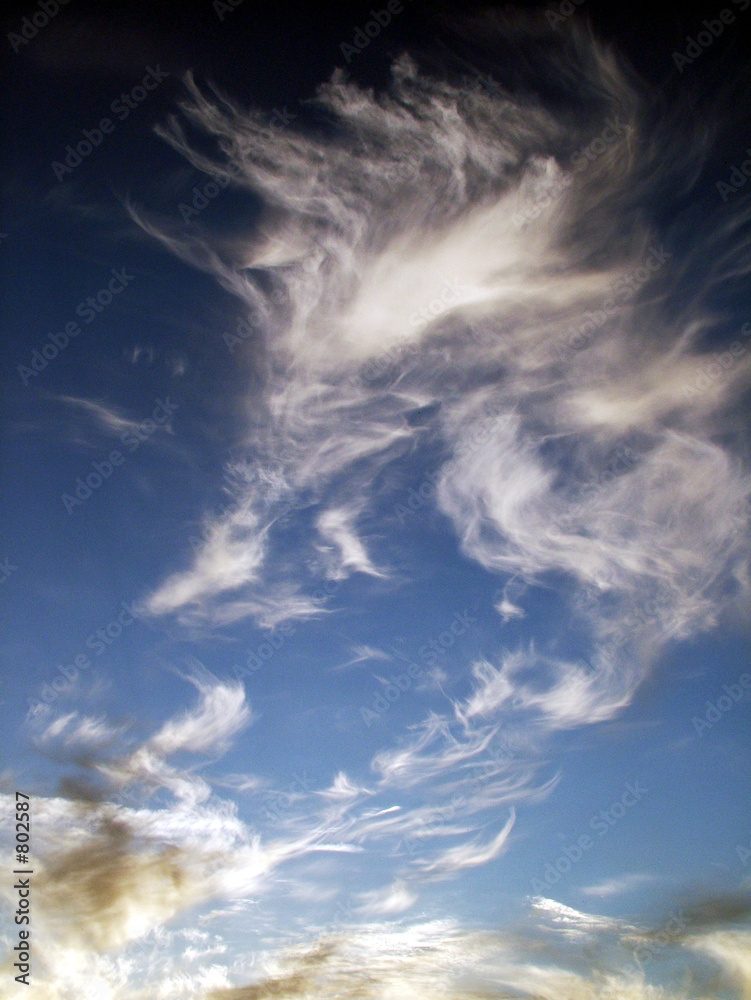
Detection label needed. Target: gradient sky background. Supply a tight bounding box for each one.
[1,1,751,998]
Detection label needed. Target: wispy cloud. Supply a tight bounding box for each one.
[332,643,391,671]
[57,395,146,436]
[127,21,750,767]
[531,895,625,939]
[316,505,386,581]
[354,880,417,916]
[143,504,270,616]
[582,873,656,898]
[147,667,252,756]
[414,808,516,878]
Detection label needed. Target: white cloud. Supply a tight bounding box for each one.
[531,896,625,938]
[355,880,417,916]
[318,771,371,801]
[415,809,516,878]
[145,504,269,617]
[371,712,497,789]
[212,772,265,793]
[689,930,751,998]
[36,712,124,749]
[147,670,252,756]
[333,644,391,671]
[495,596,525,622]
[57,395,147,436]
[316,505,385,581]
[582,874,656,898]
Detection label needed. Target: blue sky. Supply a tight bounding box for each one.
[1,1,751,998]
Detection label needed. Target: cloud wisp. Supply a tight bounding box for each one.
[128,18,750,750]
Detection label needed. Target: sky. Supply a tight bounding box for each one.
[1,0,751,997]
